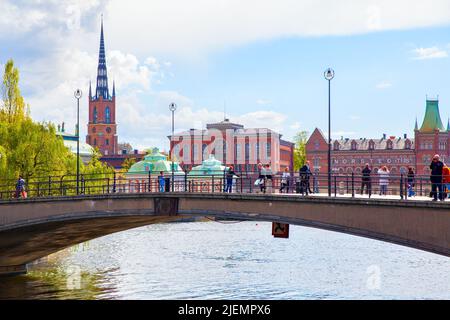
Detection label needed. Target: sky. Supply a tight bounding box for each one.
[1,0,450,151]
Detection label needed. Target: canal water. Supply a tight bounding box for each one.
[1,221,450,300]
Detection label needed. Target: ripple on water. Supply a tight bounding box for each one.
[2,221,450,300]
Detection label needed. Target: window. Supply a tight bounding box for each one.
[92,127,96,134]
[351,141,357,151]
[193,145,199,161]
[106,139,109,146]
[266,142,271,159]
[93,107,98,124]
[386,141,393,150]
[105,107,111,124]
[313,158,320,167]
[439,141,447,150]
[183,145,190,161]
[236,144,242,161]
[369,141,375,150]
[202,144,207,159]
[245,143,250,161]
[334,142,340,151]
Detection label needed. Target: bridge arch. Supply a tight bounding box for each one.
[1,193,450,275]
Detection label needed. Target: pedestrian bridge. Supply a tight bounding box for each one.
[0,193,449,275]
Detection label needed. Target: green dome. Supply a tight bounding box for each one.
[188,155,227,176]
[127,148,184,175]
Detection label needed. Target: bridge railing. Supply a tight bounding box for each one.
[0,170,447,201]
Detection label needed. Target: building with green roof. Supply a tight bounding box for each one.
[419,99,446,133]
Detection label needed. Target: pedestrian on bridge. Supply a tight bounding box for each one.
[15,176,26,199]
[407,167,416,197]
[158,171,165,193]
[430,155,444,201]
[378,166,390,196]
[225,166,239,193]
[361,163,372,197]
[280,167,291,194]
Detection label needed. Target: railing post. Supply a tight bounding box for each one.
[212,175,215,193]
[148,171,151,193]
[334,175,337,197]
[351,172,355,198]
[346,175,349,194]
[185,172,188,192]
[405,175,408,201]
[113,171,117,193]
[48,176,51,197]
[400,174,404,200]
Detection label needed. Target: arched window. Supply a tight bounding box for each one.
[106,139,109,146]
[351,140,357,151]
[105,107,111,124]
[369,140,375,150]
[334,141,340,151]
[386,140,393,150]
[93,107,98,124]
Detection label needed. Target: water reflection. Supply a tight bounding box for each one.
[0,222,450,300]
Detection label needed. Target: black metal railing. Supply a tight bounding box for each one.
[0,170,448,202]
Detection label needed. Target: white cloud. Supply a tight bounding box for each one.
[376,81,393,89]
[256,99,271,105]
[412,47,448,60]
[349,115,361,121]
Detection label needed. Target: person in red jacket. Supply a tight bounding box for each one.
[442,164,450,200]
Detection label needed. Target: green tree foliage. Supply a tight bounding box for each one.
[121,157,136,172]
[0,59,112,197]
[293,131,309,171]
[1,60,27,123]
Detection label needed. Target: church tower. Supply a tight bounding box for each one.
[86,18,118,156]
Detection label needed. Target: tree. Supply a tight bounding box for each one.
[1,59,27,123]
[293,131,309,171]
[121,157,136,172]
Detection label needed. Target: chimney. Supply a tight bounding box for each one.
[383,134,386,140]
[404,134,407,139]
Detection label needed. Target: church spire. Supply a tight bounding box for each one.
[112,80,116,97]
[415,117,418,131]
[95,16,109,100]
[89,81,92,100]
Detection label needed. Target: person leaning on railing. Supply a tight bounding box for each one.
[279,167,291,194]
[361,163,372,197]
[407,167,416,197]
[430,154,444,201]
[378,166,390,196]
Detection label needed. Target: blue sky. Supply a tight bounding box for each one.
[1,0,450,150]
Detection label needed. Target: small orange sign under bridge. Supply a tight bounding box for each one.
[272,222,290,239]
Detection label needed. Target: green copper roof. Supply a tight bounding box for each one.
[420,100,445,133]
[127,148,184,175]
[188,155,227,176]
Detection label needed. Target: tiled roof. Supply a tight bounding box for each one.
[333,137,414,151]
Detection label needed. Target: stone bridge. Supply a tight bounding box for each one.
[1,193,449,275]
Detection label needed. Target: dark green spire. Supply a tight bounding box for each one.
[420,99,445,133]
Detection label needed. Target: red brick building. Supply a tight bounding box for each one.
[86,19,118,156]
[169,119,294,173]
[306,98,449,176]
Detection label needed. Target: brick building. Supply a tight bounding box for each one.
[169,119,294,173]
[85,19,143,169]
[306,98,449,176]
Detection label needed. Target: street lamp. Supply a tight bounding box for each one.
[169,103,177,192]
[324,68,335,197]
[74,89,82,195]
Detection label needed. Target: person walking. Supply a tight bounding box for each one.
[361,163,372,197]
[430,154,444,201]
[378,166,390,196]
[15,175,26,199]
[279,167,291,194]
[158,171,165,192]
[225,166,239,193]
[443,164,450,200]
[407,167,416,197]
[300,161,313,195]
[264,164,273,193]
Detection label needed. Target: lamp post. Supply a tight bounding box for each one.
[324,68,335,197]
[169,103,177,192]
[74,89,82,195]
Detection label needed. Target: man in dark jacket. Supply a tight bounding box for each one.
[361,163,372,197]
[430,154,444,201]
[300,161,313,195]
